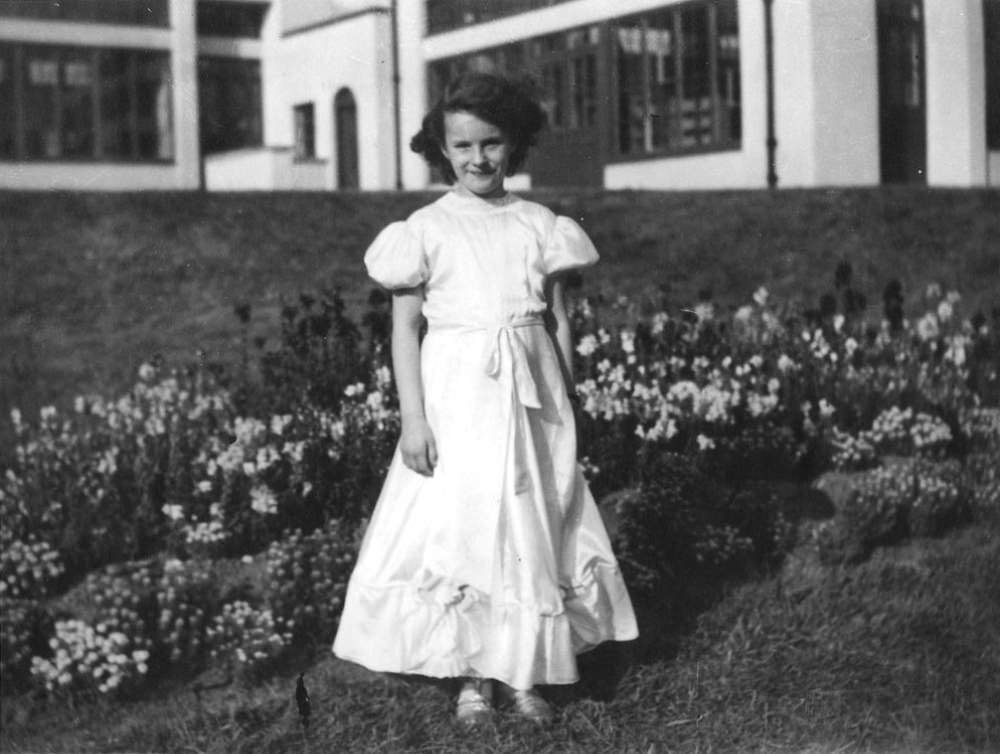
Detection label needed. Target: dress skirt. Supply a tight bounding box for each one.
[333,315,638,690]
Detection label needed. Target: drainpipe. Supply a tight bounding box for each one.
[763,0,778,188]
[390,0,403,190]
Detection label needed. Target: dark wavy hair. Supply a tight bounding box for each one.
[410,71,547,184]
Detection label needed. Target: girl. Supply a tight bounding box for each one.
[332,71,637,726]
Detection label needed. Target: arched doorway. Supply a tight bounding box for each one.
[334,88,359,189]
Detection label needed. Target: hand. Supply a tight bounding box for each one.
[400,415,438,476]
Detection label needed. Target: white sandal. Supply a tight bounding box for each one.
[456,679,493,727]
[511,687,554,725]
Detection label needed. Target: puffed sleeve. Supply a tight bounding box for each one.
[363,221,429,289]
[543,216,600,275]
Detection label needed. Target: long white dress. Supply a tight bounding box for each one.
[332,190,637,690]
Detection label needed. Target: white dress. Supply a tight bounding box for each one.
[332,191,637,690]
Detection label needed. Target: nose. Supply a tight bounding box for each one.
[471,146,488,165]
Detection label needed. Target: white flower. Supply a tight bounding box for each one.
[937,300,953,323]
[138,362,156,381]
[916,313,939,341]
[696,434,716,451]
[777,354,796,373]
[250,485,278,515]
[818,399,836,419]
[161,504,184,522]
[270,414,292,436]
[833,314,845,333]
[753,286,769,307]
[197,480,213,493]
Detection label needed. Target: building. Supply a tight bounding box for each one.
[1,0,998,191]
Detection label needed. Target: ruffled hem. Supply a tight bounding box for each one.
[332,563,637,690]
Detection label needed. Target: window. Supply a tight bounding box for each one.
[294,103,315,160]
[198,57,262,154]
[0,42,173,162]
[615,0,740,156]
[426,0,740,165]
[0,0,169,26]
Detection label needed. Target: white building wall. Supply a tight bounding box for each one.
[398,0,429,189]
[924,0,988,186]
[170,0,202,189]
[264,10,395,189]
[806,0,880,187]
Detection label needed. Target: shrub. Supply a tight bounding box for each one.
[29,619,151,698]
[0,599,52,695]
[233,288,369,417]
[153,560,215,669]
[0,537,65,601]
[613,451,777,598]
[265,519,360,645]
[205,601,291,684]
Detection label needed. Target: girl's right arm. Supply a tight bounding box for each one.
[392,287,438,476]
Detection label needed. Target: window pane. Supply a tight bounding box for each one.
[136,53,172,159]
[198,57,261,154]
[61,51,95,157]
[984,0,1000,149]
[197,1,268,38]
[616,19,646,154]
[294,102,315,159]
[646,12,676,150]
[568,52,597,129]
[541,61,564,129]
[0,45,14,158]
[0,0,169,26]
[99,49,134,158]
[679,4,712,147]
[716,0,741,144]
[23,48,59,157]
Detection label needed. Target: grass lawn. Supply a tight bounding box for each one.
[2,187,998,431]
[1,187,998,752]
[2,524,997,753]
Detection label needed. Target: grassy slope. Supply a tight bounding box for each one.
[1,188,999,751]
[2,188,999,425]
[2,526,997,753]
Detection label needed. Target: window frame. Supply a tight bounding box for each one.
[607,0,741,163]
[0,41,174,164]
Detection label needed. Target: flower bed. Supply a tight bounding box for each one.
[1,275,997,696]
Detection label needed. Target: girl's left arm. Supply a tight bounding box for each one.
[544,273,575,395]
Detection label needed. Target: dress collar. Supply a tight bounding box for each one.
[440,190,520,213]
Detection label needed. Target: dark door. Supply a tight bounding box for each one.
[877,0,926,183]
[529,25,606,187]
[334,88,358,189]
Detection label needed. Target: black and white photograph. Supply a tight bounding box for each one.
[1,0,999,751]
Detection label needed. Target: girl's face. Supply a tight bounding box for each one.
[441,110,512,199]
